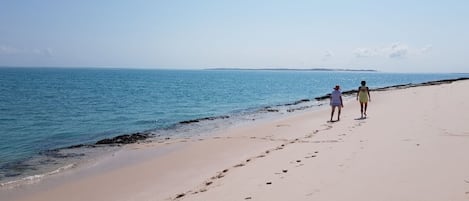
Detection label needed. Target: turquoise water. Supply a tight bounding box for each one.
[0,67,468,183]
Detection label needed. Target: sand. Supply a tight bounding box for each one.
[3,80,469,201]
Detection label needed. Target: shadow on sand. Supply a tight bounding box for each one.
[354,117,367,120]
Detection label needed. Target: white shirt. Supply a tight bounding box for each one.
[330,90,342,105]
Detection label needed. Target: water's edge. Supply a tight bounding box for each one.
[1,77,468,189]
[29,77,469,152]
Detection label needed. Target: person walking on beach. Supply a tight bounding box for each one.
[357,80,371,118]
[330,85,343,122]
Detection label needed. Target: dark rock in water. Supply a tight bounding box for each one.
[95,132,149,145]
[5,172,21,177]
[31,132,152,168]
[40,149,86,158]
[1,162,28,171]
[57,144,97,150]
[66,144,89,149]
[293,99,310,105]
[179,115,230,124]
[179,119,200,124]
[261,107,279,112]
[314,94,331,101]
[283,99,311,106]
[287,105,313,112]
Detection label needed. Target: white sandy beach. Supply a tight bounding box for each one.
[3,80,469,201]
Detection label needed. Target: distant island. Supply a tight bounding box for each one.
[206,68,377,72]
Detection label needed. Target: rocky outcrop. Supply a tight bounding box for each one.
[95,132,149,145]
[179,115,230,124]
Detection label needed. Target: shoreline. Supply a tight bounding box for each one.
[2,78,469,201]
[16,77,469,149]
[1,78,468,186]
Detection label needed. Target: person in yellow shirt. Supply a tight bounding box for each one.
[357,81,371,118]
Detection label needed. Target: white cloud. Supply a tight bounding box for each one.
[387,43,408,58]
[33,48,54,57]
[419,45,432,54]
[322,50,334,61]
[0,45,53,57]
[354,43,431,59]
[353,48,379,58]
[0,45,19,55]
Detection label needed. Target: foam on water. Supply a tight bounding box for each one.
[0,163,76,189]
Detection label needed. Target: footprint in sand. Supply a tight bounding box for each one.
[305,155,317,159]
[175,193,186,199]
[322,124,333,129]
[275,146,284,150]
[293,159,305,167]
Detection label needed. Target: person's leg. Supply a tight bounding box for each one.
[360,102,364,118]
[337,107,341,121]
[364,102,368,116]
[330,106,335,121]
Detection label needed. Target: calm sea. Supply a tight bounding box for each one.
[0,67,468,185]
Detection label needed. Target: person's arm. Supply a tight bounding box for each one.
[367,87,371,101]
[340,95,344,107]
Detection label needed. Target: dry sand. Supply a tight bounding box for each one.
[3,80,469,201]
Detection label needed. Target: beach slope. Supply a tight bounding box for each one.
[5,80,469,201]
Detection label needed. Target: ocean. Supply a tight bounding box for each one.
[0,67,468,186]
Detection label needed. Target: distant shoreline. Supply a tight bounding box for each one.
[205,68,378,72]
[3,67,469,74]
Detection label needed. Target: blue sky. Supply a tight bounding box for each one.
[1,0,468,72]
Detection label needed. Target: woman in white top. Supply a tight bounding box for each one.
[330,85,343,122]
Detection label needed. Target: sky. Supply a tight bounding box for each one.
[0,0,468,73]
